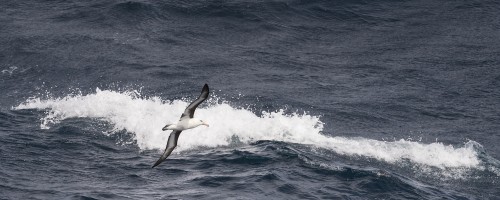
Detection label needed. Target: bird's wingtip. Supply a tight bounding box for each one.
[152,161,161,168]
[201,84,209,93]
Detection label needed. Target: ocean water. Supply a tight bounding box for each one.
[1,0,500,199]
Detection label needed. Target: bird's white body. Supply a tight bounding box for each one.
[163,118,208,131]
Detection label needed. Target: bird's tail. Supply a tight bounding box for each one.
[162,124,173,131]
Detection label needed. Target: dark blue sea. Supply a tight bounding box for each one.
[1,0,500,199]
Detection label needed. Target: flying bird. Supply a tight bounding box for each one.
[152,84,210,168]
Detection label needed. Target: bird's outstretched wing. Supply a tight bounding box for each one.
[180,84,209,119]
[152,130,182,168]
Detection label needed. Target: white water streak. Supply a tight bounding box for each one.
[14,88,481,169]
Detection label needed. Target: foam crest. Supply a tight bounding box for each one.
[14,89,482,170]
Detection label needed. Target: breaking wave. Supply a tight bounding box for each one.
[14,88,488,171]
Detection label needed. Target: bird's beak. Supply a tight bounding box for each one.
[203,122,210,127]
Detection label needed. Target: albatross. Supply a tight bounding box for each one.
[152,84,210,168]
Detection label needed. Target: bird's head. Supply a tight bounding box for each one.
[199,119,210,127]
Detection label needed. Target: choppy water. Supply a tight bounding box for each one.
[1,0,500,199]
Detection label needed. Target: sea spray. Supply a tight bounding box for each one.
[14,88,481,170]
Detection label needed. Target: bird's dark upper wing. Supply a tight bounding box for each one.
[152,130,182,168]
[181,84,209,119]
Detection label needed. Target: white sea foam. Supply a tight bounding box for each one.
[14,88,482,170]
[1,66,18,75]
